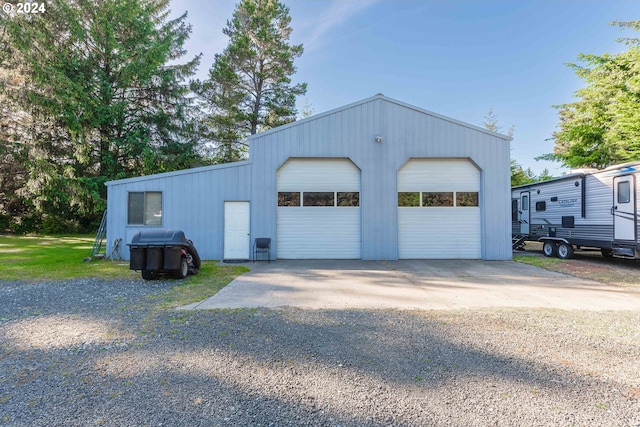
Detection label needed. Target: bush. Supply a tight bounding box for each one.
[40,215,81,234]
[9,213,42,234]
[0,213,10,233]
[7,213,83,234]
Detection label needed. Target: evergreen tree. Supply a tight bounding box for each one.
[544,21,640,168]
[194,0,307,163]
[538,168,554,181]
[482,107,526,186]
[2,0,201,229]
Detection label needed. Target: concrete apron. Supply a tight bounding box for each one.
[180,260,640,311]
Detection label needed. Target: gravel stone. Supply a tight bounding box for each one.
[0,278,639,426]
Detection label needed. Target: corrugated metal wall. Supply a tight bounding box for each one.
[250,95,512,260]
[106,95,511,261]
[106,162,252,260]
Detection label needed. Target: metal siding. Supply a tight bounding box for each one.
[510,170,636,245]
[109,95,511,262]
[586,173,616,224]
[512,174,616,244]
[106,163,252,260]
[249,96,511,261]
[522,179,583,226]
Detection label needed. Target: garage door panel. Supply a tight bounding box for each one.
[398,159,481,259]
[277,208,361,259]
[398,208,480,258]
[277,158,361,259]
[278,158,360,192]
[398,159,479,192]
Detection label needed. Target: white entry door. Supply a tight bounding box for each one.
[613,176,636,241]
[520,191,530,235]
[224,201,250,260]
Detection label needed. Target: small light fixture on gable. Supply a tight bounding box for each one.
[375,135,383,143]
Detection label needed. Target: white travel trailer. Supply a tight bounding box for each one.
[512,162,640,259]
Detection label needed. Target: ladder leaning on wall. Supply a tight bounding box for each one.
[91,209,107,258]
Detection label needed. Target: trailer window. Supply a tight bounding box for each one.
[536,201,546,212]
[618,181,631,204]
[521,195,529,211]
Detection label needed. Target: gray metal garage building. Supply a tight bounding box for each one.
[105,94,512,261]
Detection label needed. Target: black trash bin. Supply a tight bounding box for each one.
[128,230,201,280]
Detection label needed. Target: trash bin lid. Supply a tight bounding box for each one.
[129,230,188,246]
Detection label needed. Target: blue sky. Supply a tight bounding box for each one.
[171,0,640,176]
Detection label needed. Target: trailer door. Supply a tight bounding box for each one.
[613,175,636,241]
[520,192,530,235]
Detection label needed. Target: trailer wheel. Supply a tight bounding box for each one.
[542,241,557,257]
[141,270,158,280]
[173,257,189,279]
[557,242,574,259]
[601,248,613,258]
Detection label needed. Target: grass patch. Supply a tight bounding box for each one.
[0,235,249,297]
[513,255,562,270]
[514,252,640,289]
[154,262,250,309]
[0,235,136,281]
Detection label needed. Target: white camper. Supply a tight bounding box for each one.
[512,162,640,259]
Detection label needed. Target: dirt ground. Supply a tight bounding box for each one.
[514,241,640,290]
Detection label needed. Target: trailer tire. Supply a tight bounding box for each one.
[141,270,158,281]
[601,248,613,258]
[557,242,574,259]
[173,257,189,279]
[542,241,557,257]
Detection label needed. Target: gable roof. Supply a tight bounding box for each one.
[249,93,512,141]
[105,159,251,186]
[106,94,511,187]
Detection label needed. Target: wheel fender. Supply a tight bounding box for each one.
[538,237,569,244]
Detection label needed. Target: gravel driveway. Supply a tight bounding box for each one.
[1,277,639,426]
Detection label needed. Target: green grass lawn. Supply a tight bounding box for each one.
[0,235,249,305]
[0,235,138,281]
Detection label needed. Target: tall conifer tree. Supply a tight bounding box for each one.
[194,0,307,163]
[1,0,201,229]
[544,21,640,168]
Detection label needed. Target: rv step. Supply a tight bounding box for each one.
[611,245,637,259]
[512,234,527,251]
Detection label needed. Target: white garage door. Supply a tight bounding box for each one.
[398,159,481,259]
[277,158,361,259]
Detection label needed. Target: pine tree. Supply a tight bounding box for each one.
[194,0,307,163]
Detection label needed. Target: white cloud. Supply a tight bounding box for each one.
[302,0,382,52]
